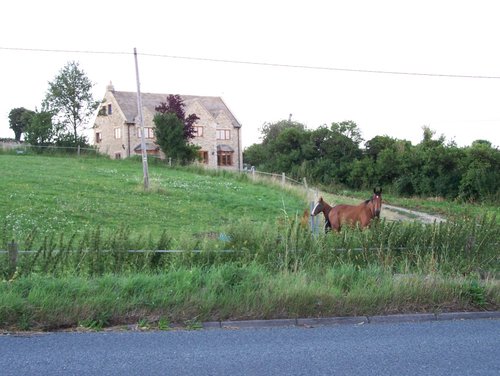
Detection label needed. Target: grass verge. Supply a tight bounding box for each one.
[1,263,498,332]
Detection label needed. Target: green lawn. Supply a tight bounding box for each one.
[0,155,306,243]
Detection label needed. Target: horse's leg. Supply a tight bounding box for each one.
[324,213,332,233]
[360,212,372,229]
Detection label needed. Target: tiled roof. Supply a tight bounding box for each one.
[111,91,241,128]
[217,144,234,152]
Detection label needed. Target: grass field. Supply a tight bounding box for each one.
[1,154,498,331]
[1,154,306,243]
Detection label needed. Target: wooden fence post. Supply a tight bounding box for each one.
[8,241,18,273]
[281,172,285,187]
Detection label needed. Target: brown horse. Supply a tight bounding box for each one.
[311,188,382,232]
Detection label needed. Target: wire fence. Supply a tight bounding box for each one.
[0,142,99,156]
[0,241,423,272]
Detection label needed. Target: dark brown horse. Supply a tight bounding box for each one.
[311,188,382,232]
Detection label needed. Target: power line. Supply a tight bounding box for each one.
[0,46,129,56]
[2,46,500,80]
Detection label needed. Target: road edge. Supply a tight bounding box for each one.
[202,311,500,330]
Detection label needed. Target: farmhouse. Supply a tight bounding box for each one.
[93,83,243,170]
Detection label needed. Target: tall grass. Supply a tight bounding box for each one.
[1,212,498,331]
[1,214,498,279]
[1,262,498,331]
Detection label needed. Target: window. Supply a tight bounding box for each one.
[217,151,233,166]
[198,150,208,164]
[216,129,230,140]
[107,104,112,115]
[194,126,204,137]
[114,128,121,139]
[95,132,102,143]
[114,152,121,160]
[138,127,155,139]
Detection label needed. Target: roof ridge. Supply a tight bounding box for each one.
[113,90,221,99]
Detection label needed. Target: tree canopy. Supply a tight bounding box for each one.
[42,61,98,146]
[153,95,200,164]
[243,120,499,202]
[24,110,54,146]
[8,107,34,141]
[155,95,199,140]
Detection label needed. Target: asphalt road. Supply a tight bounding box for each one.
[1,319,499,376]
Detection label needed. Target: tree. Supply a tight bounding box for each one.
[268,127,308,174]
[42,61,98,145]
[8,107,34,141]
[155,95,199,139]
[259,119,305,145]
[24,110,55,147]
[365,135,396,161]
[153,95,200,164]
[459,141,500,201]
[243,143,269,168]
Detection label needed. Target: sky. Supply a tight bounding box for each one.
[1,0,499,149]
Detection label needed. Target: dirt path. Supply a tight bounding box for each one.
[381,204,446,223]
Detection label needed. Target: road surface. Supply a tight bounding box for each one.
[1,318,498,375]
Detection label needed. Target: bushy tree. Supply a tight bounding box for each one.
[24,111,55,147]
[459,141,500,201]
[42,61,98,145]
[8,107,34,141]
[153,95,200,164]
[243,143,268,168]
[244,119,499,203]
[259,119,305,145]
[155,95,199,140]
[268,127,308,173]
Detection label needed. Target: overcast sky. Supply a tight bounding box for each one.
[1,0,499,149]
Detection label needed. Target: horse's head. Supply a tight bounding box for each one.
[371,188,382,218]
[311,197,325,216]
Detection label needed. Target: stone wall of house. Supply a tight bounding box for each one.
[94,91,129,159]
[185,101,218,168]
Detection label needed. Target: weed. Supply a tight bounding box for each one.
[137,318,150,330]
[462,280,487,308]
[157,317,170,331]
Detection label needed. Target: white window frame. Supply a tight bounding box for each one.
[138,127,155,139]
[216,129,230,140]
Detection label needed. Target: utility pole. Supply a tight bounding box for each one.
[134,47,149,190]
